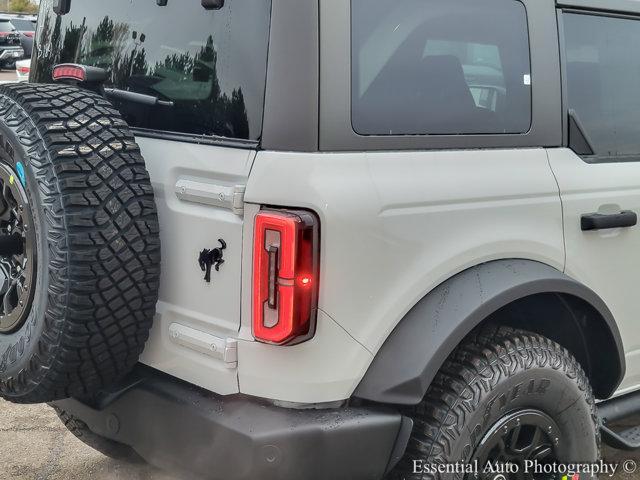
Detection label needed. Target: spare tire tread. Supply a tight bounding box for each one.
[0,83,160,403]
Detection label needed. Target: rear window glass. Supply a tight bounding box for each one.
[33,0,272,141]
[351,0,532,136]
[0,21,15,33]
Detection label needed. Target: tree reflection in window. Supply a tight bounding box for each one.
[33,6,259,141]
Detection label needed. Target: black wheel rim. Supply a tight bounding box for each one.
[0,162,36,333]
[469,409,562,480]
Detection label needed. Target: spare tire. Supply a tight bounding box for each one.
[0,83,160,403]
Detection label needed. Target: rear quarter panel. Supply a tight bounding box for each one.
[239,149,564,402]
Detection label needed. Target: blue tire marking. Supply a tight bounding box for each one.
[15,162,26,186]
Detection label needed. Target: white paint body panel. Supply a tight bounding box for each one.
[137,137,254,395]
[238,149,565,402]
[135,140,638,404]
[547,148,640,394]
[238,310,373,403]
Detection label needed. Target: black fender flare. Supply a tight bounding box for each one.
[353,259,625,405]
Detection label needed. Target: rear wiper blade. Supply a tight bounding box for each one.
[104,88,174,107]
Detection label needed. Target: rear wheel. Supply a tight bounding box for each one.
[388,326,600,479]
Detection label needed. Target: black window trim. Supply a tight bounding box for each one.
[319,0,562,152]
[131,127,259,149]
[558,0,640,17]
[558,6,640,164]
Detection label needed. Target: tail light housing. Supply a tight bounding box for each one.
[253,209,319,345]
[52,64,108,85]
[53,64,86,82]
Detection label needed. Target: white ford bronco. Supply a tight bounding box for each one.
[0,0,639,478]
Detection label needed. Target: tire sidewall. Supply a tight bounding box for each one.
[451,367,598,466]
[400,331,601,480]
[0,107,51,383]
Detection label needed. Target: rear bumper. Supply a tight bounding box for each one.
[0,47,23,61]
[51,366,410,480]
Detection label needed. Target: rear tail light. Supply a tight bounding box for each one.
[52,63,109,85]
[17,65,30,75]
[253,209,319,345]
[52,64,86,82]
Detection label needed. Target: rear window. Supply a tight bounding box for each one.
[0,21,15,33]
[351,0,532,136]
[33,0,272,141]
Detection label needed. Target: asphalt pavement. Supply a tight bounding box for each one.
[0,70,18,83]
[0,401,179,480]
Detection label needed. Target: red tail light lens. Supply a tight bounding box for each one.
[253,209,319,345]
[52,64,86,82]
[17,66,30,75]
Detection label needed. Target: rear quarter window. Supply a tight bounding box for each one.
[351,0,532,136]
[33,0,272,142]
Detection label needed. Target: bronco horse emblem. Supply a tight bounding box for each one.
[198,239,227,283]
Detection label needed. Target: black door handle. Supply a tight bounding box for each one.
[581,210,638,231]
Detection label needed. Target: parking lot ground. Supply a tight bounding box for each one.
[0,70,17,83]
[0,401,179,480]
[0,400,640,480]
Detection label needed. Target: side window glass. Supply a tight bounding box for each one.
[351,0,532,136]
[564,12,640,161]
[423,41,505,113]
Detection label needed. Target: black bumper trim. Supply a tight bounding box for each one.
[51,367,405,480]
